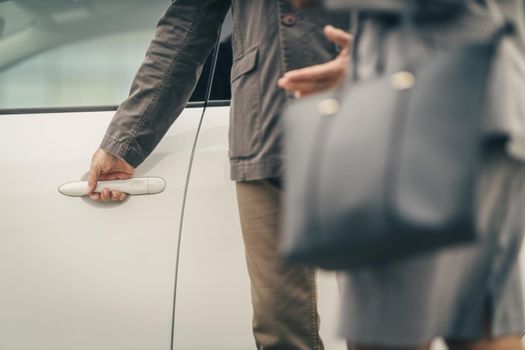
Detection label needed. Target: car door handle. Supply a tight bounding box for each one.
[58,177,166,197]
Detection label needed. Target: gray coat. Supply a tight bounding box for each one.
[322,0,525,345]
[99,0,348,181]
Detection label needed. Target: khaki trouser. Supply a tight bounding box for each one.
[236,180,323,350]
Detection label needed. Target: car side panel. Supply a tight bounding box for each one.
[0,108,201,350]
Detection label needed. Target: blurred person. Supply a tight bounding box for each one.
[280,1,525,350]
[86,0,348,349]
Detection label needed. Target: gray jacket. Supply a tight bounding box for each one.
[100,0,348,181]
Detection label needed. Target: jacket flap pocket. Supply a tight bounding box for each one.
[231,47,258,82]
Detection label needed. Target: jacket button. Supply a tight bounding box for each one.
[281,13,297,26]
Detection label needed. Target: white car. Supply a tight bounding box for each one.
[0,1,344,349]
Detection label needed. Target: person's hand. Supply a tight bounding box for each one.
[278,25,352,97]
[87,148,135,201]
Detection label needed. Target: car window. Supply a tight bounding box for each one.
[192,34,232,102]
[0,0,232,111]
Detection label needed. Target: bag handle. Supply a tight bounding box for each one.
[485,0,505,26]
[350,11,364,81]
[350,0,513,81]
[349,0,420,81]
[396,0,511,70]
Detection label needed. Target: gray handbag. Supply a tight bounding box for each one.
[281,4,512,269]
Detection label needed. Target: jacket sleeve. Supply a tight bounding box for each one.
[100,0,230,168]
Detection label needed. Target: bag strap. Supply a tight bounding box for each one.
[349,0,420,81]
[350,11,364,81]
[484,0,515,38]
[485,0,505,25]
[349,0,513,81]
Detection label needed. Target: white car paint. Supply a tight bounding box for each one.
[0,104,347,349]
[0,108,200,349]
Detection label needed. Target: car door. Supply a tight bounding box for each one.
[0,1,211,349]
[0,1,347,349]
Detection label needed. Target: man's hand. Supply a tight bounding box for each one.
[278,25,352,97]
[87,149,135,201]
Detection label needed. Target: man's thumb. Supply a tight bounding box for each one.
[87,165,101,194]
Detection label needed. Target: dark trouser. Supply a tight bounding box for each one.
[236,180,323,350]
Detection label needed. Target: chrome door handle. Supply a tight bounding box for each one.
[58,177,166,197]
